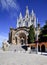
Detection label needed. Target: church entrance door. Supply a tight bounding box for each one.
[19,33,26,45]
[21,38,24,45]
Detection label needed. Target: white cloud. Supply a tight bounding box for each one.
[0,33,8,47]
[0,0,20,19]
[0,0,19,11]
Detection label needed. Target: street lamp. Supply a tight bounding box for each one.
[36,29,38,54]
[36,18,38,54]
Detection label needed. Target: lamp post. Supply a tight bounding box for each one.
[36,18,38,54]
[36,29,38,54]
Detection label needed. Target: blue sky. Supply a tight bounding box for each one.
[0,0,47,47]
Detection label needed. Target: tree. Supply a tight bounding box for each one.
[28,25,35,43]
[39,21,47,42]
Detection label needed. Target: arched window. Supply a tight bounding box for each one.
[26,22,28,27]
[31,17,34,24]
[41,45,45,52]
[19,21,21,27]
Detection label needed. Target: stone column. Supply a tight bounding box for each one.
[17,37,20,44]
[15,37,17,44]
[26,36,27,44]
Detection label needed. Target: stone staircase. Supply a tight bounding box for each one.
[8,44,25,52]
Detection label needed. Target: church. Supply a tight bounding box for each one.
[2,6,47,52]
[8,6,40,45]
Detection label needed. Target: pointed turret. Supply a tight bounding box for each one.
[31,9,35,16]
[25,6,29,18]
[32,9,34,13]
[26,6,29,15]
[19,12,22,19]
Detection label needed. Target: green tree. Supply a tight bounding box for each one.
[28,25,35,43]
[39,21,47,42]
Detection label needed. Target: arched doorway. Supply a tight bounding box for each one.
[19,33,27,45]
[21,38,24,45]
[38,45,40,52]
[41,45,45,52]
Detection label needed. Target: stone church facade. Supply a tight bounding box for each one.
[2,6,47,52]
[9,6,40,45]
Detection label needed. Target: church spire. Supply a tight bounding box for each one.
[19,12,22,19]
[31,9,34,16]
[26,6,29,16]
[37,18,40,28]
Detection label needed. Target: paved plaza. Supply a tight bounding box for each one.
[0,51,47,65]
